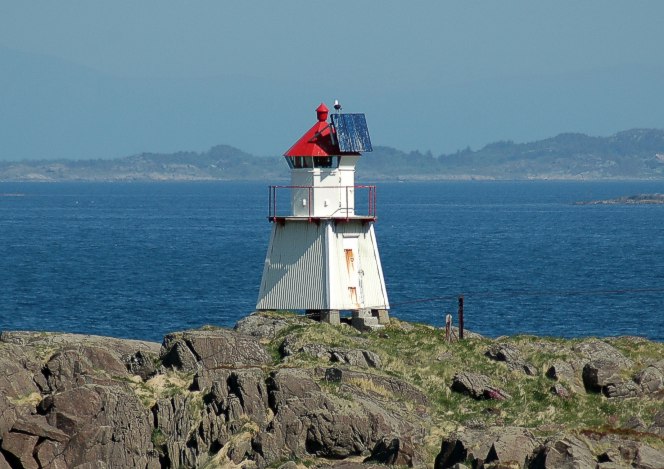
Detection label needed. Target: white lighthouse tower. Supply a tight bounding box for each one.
[256,103,389,328]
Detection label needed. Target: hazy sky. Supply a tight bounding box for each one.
[1,1,663,160]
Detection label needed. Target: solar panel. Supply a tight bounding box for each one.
[331,113,373,153]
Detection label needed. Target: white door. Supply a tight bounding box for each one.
[342,236,363,307]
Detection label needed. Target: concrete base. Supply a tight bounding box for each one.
[320,309,340,326]
[372,309,390,325]
[351,309,383,332]
[307,308,386,331]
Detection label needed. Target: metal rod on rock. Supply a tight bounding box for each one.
[458,296,464,340]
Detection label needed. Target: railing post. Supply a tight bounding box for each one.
[273,186,278,220]
[371,186,375,217]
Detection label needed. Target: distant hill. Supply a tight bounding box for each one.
[358,128,664,180]
[2,129,664,182]
[0,145,283,182]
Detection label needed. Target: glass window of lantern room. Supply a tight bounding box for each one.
[313,156,340,168]
[313,156,331,168]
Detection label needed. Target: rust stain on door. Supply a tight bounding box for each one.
[348,286,358,305]
[345,248,359,306]
[344,248,355,273]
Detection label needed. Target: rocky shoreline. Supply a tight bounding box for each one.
[577,193,664,205]
[1,312,663,468]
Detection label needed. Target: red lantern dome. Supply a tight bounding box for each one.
[283,103,339,158]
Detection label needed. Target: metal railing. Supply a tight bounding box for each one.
[268,185,376,221]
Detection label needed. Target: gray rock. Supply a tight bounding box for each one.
[267,368,321,411]
[485,343,537,376]
[0,453,11,469]
[160,339,199,371]
[365,436,415,466]
[324,367,344,382]
[0,393,18,437]
[301,343,334,360]
[550,383,570,398]
[634,443,664,469]
[0,331,160,357]
[228,435,252,464]
[604,380,641,399]
[435,428,528,469]
[584,357,664,399]
[122,350,158,380]
[0,331,160,391]
[451,372,511,400]
[254,368,423,465]
[235,313,310,341]
[161,329,272,372]
[434,435,469,469]
[44,346,129,392]
[34,439,68,469]
[1,431,40,469]
[484,427,537,467]
[648,410,664,435]
[331,348,382,369]
[304,407,372,458]
[321,368,429,406]
[545,360,575,381]
[623,416,646,432]
[634,360,664,395]
[597,447,624,466]
[196,368,266,447]
[530,436,595,469]
[573,340,633,367]
[11,415,68,443]
[0,343,41,399]
[546,360,585,394]
[154,393,210,468]
[281,334,382,369]
[38,383,158,468]
[228,368,269,425]
[582,359,624,393]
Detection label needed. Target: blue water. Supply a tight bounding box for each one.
[1,181,663,342]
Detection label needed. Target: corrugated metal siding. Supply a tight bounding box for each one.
[256,221,326,309]
[257,219,388,311]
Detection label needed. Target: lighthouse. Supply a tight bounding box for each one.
[256,103,389,329]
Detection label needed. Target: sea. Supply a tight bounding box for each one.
[1,180,663,343]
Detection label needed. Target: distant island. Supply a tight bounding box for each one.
[2,128,664,182]
[577,193,664,205]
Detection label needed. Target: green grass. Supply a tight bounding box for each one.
[259,313,664,453]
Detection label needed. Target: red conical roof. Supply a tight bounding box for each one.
[284,103,339,157]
